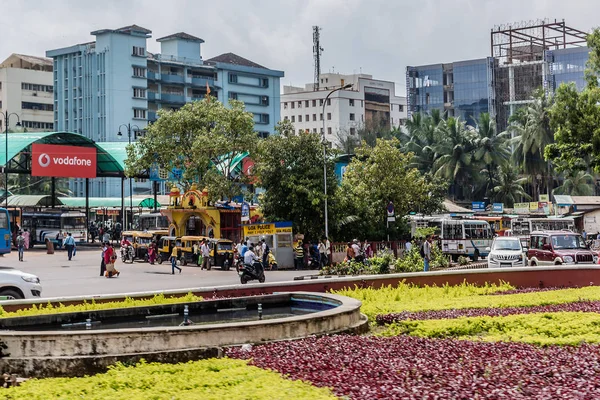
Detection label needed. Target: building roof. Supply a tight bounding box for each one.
[571,196,600,205]
[157,32,204,43]
[443,199,473,213]
[205,53,265,69]
[117,24,152,34]
[0,53,52,69]
[554,195,574,206]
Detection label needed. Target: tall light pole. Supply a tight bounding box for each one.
[1,112,21,207]
[118,123,140,230]
[321,83,352,238]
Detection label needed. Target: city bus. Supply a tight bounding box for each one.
[21,210,87,246]
[440,219,493,261]
[0,208,11,254]
[136,212,169,233]
[508,217,575,237]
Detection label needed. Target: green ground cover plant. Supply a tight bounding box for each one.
[0,359,336,400]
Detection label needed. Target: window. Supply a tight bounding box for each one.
[21,102,53,111]
[284,116,289,121]
[21,83,53,92]
[319,99,324,106]
[291,102,295,109]
[260,96,269,106]
[133,88,146,98]
[325,78,329,83]
[291,116,295,122]
[320,113,323,121]
[261,78,269,88]
[312,100,317,107]
[132,46,145,57]
[313,128,317,133]
[305,114,309,121]
[327,98,331,106]
[327,113,331,120]
[297,101,302,108]
[298,129,303,135]
[399,104,404,112]
[133,66,146,78]
[312,114,316,121]
[229,92,238,100]
[361,100,364,107]
[391,117,394,124]
[298,115,302,122]
[283,102,288,109]
[228,73,238,83]
[22,121,54,130]
[258,131,269,138]
[133,109,147,119]
[349,99,355,106]
[305,100,309,107]
[350,127,356,135]
[349,113,355,121]
[320,128,324,134]
[327,127,332,135]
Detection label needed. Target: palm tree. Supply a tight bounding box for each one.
[492,164,531,207]
[553,171,595,196]
[509,91,554,198]
[432,117,477,199]
[404,110,443,174]
[472,113,510,195]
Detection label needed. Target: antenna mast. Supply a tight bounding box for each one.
[313,26,323,91]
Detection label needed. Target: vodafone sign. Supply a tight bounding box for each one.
[31,144,97,178]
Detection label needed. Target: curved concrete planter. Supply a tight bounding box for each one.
[0,292,367,378]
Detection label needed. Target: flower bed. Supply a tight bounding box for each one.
[228,335,600,399]
[1,359,336,400]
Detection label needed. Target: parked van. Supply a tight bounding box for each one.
[527,231,597,266]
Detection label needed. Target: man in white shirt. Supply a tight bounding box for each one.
[244,246,259,265]
[324,236,331,266]
[352,239,361,260]
[201,239,211,270]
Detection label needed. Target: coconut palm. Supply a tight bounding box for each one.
[553,171,595,196]
[404,110,443,174]
[492,164,531,207]
[472,113,510,195]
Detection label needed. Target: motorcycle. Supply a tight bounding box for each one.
[238,261,266,284]
[234,254,244,273]
[120,245,135,263]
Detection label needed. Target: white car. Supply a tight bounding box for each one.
[487,237,527,268]
[0,267,42,299]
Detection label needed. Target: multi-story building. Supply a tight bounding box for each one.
[0,54,54,132]
[47,25,283,197]
[407,19,590,131]
[280,73,407,149]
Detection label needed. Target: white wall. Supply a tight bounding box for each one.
[0,68,53,130]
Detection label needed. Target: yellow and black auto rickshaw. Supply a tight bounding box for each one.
[132,231,153,261]
[149,230,168,246]
[179,236,208,266]
[208,238,235,271]
[156,236,179,264]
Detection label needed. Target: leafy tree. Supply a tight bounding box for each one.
[554,171,595,196]
[253,123,337,239]
[404,110,442,174]
[125,98,257,201]
[472,113,510,195]
[338,138,444,241]
[492,164,531,207]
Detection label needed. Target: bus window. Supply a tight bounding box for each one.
[0,212,8,230]
[443,223,463,240]
[63,217,86,230]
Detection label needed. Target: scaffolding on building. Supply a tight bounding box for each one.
[490,19,588,131]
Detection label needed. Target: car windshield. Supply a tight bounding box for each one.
[551,235,587,250]
[493,240,521,251]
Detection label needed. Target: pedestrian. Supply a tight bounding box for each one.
[241,241,248,257]
[583,230,587,240]
[171,242,182,274]
[102,230,110,244]
[317,239,326,268]
[363,240,374,259]
[100,242,107,276]
[64,233,76,261]
[201,239,211,270]
[423,234,432,272]
[260,238,270,268]
[352,239,362,262]
[22,229,30,250]
[405,240,412,253]
[16,231,25,262]
[345,242,355,262]
[104,242,120,278]
[56,230,64,250]
[294,240,305,270]
[192,241,200,265]
[148,241,157,265]
[324,236,332,266]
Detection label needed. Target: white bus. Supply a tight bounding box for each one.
[136,212,169,232]
[440,219,493,261]
[508,217,575,237]
[21,210,87,246]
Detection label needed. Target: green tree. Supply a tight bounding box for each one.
[125,98,258,201]
[473,113,510,195]
[253,122,337,239]
[338,138,444,241]
[554,171,595,196]
[492,164,531,207]
[404,110,443,174]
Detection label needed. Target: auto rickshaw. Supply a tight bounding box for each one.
[156,236,179,264]
[149,230,168,245]
[121,231,154,262]
[208,238,235,271]
[179,236,208,266]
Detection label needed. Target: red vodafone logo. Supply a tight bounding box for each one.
[32,144,97,178]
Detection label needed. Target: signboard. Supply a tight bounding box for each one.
[529,202,540,211]
[275,226,293,233]
[514,202,529,214]
[149,164,166,182]
[241,202,250,222]
[492,203,504,213]
[472,201,486,212]
[243,224,275,236]
[387,201,395,217]
[32,144,96,178]
[539,194,549,202]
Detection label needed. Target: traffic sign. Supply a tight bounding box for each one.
[387,201,395,217]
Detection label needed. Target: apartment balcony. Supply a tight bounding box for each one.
[161,93,185,104]
[148,111,157,121]
[160,74,185,84]
[148,92,160,101]
[147,71,157,80]
[191,76,216,87]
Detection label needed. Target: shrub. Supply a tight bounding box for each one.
[458,256,470,265]
[394,245,423,272]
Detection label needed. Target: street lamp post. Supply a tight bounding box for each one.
[321,83,352,238]
[118,123,140,230]
[1,112,21,207]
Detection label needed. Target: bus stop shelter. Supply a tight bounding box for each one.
[0,131,158,234]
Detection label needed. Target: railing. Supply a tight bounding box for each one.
[161,74,185,84]
[161,93,185,103]
[149,54,205,67]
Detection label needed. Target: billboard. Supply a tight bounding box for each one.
[472,201,486,212]
[31,144,96,178]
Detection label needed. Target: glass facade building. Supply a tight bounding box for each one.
[546,47,589,92]
[453,59,491,126]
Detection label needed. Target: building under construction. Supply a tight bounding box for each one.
[407,19,590,131]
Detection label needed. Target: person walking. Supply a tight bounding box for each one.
[170,243,182,274]
[148,241,157,265]
[22,229,30,250]
[294,240,305,270]
[201,239,211,270]
[104,242,120,278]
[192,241,200,265]
[260,238,270,269]
[423,235,432,272]
[16,231,25,262]
[318,239,327,268]
[100,242,107,276]
[324,236,332,266]
[64,233,76,261]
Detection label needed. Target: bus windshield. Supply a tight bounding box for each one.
[140,215,169,230]
[63,217,86,230]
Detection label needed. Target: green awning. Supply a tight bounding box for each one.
[58,197,159,209]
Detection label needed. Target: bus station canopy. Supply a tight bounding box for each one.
[58,197,161,209]
[6,195,56,207]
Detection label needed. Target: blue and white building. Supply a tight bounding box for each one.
[47,25,284,197]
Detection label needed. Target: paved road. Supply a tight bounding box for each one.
[1,247,304,299]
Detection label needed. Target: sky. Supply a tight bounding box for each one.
[2,0,600,95]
